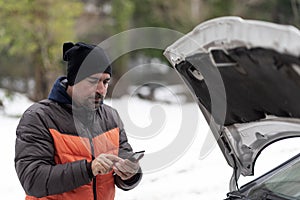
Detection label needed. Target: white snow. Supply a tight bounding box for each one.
[1,89,299,199]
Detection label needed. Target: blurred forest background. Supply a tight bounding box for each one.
[0,0,299,102]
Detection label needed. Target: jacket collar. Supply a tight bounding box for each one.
[48,76,72,105]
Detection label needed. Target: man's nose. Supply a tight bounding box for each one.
[96,82,105,94]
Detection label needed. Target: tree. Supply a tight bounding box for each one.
[0,0,83,101]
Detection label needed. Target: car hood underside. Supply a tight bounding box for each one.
[164,17,300,191]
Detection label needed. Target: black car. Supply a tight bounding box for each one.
[164,16,300,200]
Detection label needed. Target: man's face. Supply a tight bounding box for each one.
[70,73,111,110]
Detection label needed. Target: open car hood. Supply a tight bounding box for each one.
[163,16,300,191]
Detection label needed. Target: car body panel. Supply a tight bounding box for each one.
[163,16,300,192]
[226,153,300,199]
[164,16,300,66]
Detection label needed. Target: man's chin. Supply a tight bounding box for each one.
[82,98,103,110]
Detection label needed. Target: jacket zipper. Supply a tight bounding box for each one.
[89,135,97,200]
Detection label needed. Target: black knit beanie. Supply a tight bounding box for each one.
[63,42,112,86]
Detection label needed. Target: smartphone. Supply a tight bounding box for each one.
[128,150,145,162]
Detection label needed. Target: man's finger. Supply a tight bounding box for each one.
[105,154,123,163]
[121,163,137,174]
[115,161,138,175]
[96,157,113,169]
[113,166,128,179]
[124,159,140,170]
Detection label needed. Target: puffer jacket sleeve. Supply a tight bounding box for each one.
[111,109,143,190]
[15,107,91,198]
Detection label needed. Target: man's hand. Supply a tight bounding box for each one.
[91,154,121,176]
[113,159,140,180]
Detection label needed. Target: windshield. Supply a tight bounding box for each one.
[248,157,300,199]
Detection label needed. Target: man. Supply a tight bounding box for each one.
[15,42,142,200]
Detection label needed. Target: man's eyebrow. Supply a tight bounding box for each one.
[88,77,99,80]
[87,77,99,81]
[88,76,111,81]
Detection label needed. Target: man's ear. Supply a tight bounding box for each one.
[66,84,73,97]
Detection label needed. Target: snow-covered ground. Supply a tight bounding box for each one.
[1,89,299,199]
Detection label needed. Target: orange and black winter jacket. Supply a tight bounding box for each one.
[15,77,142,199]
